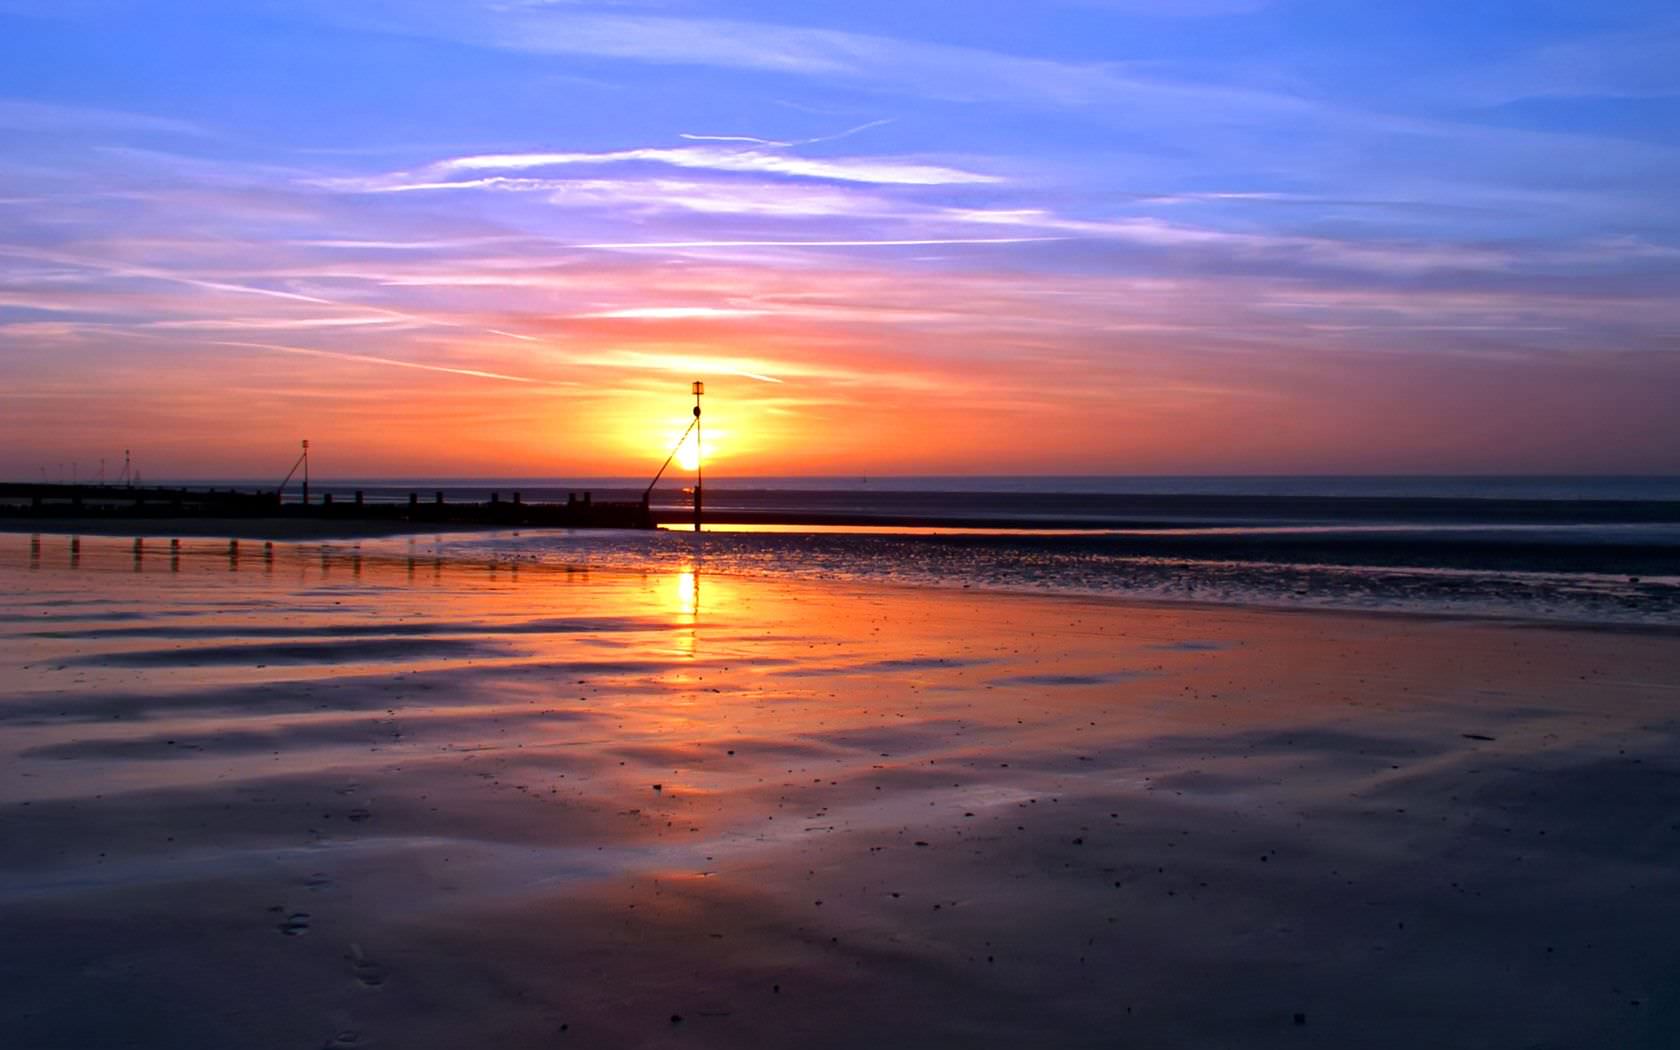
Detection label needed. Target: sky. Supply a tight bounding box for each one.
[0,0,1677,479]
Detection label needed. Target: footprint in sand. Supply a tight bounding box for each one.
[321,1030,363,1048]
[303,873,334,890]
[278,912,312,936]
[348,943,388,987]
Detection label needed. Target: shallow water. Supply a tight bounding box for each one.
[376,527,1680,626]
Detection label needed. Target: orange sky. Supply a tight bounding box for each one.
[6,295,1676,479]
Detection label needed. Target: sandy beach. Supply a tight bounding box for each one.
[2,532,1677,1048]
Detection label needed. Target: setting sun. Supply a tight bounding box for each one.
[676,437,701,473]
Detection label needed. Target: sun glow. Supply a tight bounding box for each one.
[666,415,727,473]
[677,434,701,472]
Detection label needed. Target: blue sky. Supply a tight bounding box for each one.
[0,0,1676,476]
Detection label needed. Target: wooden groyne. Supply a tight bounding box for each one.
[0,483,655,530]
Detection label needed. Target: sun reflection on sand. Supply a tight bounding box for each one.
[672,563,703,665]
[675,566,698,617]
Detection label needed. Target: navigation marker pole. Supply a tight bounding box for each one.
[276,440,311,506]
[643,382,707,531]
[692,381,704,533]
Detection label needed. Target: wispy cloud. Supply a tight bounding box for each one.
[1440,24,1680,104]
[566,236,1061,250]
[0,246,342,306]
[1055,0,1274,13]
[327,144,998,190]
[296,236,536,251]
[0,99,205,137]
[679,118,898,149]
[210,340,552,385]
[311,173,899,219]
[941,209,1516,274]
[575,306,770,320]
[146,315,417,332]
[328,4,1315,115]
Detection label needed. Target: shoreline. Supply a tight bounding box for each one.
[4,528,1675,637]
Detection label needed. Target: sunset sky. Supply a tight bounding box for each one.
[1,0,1677,478]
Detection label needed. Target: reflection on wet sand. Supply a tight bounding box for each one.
[1,534,1678,1049]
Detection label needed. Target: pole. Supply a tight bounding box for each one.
[692,381,704,532]
[301,440,310,506]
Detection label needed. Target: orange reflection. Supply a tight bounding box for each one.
[675,567,698,617]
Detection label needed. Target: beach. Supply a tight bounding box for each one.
[2,532,1678,1048]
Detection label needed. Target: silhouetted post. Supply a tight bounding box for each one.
[491,491,500,504]
[692,380,704,532]
[354,490,364,506]
[641,380,709,532]
[277,441,311,506]
[408,492,418,510]
[435,490,444,505]
[512,491,521,505]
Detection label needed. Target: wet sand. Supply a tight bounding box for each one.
[1,534,1677,1048]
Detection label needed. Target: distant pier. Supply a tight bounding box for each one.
[0,482,656,530]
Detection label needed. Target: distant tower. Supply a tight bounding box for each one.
[692,381,704,532]
[277,440,311,505]
[643,383,708,530]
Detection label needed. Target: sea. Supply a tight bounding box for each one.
[168,476,1680,625]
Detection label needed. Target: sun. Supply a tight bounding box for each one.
[677,437,701,472]
[656,404,724,475]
